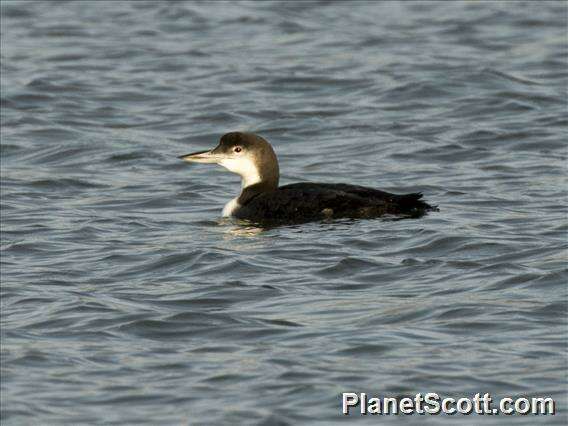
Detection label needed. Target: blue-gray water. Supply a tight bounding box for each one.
[1,1,567,424]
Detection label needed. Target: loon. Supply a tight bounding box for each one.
[179,132,436,224]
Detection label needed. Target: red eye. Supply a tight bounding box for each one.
[234,147,242,153]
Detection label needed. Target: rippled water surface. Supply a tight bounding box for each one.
[1,1,567,424]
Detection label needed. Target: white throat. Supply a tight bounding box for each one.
[219,157,262,217]
[219,157,261,188]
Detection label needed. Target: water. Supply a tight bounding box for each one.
[1,1,567,424]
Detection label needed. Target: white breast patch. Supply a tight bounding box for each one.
[222,197,241,217]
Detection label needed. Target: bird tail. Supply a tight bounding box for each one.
[397,192,439,213]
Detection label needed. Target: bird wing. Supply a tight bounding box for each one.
[235,182,429,222]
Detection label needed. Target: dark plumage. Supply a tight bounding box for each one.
[235,182,435,224]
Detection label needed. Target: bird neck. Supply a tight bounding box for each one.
[237,179,278,206]
[233,140,280,207]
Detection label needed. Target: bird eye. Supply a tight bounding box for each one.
[234,146,242,153]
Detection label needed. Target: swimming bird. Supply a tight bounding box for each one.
[179,132,436,224]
